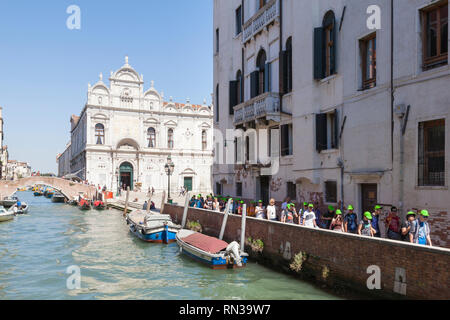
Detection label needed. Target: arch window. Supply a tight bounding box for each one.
[147,127,156,148]
[251,49,269,98]
[168,128,174,149]
[95,124,105,145]
[314,10,337,79]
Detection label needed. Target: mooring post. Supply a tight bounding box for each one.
[241,204,247,252]
[160,190,166,214]
[181,192,190,228]
[219,198,232,240]
[123,186,130,217]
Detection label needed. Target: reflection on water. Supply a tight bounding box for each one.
[0,192,340,300]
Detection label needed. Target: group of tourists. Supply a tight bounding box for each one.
[188,194,433,247]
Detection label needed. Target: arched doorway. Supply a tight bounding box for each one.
[119,162,134,191]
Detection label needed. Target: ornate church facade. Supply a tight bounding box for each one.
[63,57,214,194]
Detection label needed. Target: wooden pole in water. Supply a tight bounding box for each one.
[240,204,247,252]
[181,192,190,228]
[219,198,232,240]
[160,190,166,214]
[123,186,130,217]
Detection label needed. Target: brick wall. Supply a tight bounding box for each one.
[164,204,450,300]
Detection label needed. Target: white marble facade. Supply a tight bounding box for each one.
[68,57,214,194]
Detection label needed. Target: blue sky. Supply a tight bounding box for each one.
[0,0,213,173]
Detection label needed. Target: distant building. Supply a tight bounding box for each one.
[56,142,71,178]
[0,107,8,179]
[62,57,214,194]
[6,160,31,180]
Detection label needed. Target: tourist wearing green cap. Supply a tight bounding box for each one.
[358,212,376,237]
[320,205,335,229]
[371,205,382,238]
[330,209,345,232]
[302,204,318,228]
[410,210,432,246]
[255,200,265,219]
[344,205,358,234]
[247,201,256,217]
[282,203,297,224]
[401,211,416,242]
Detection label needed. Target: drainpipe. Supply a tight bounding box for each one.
[279,0,284,114]
[390,0,394,166]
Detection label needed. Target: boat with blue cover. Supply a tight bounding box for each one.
[126,210,181,244]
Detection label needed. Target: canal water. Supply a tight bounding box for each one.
[0,191,340,300]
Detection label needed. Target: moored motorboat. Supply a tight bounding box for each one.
[176,229,248,269]
[0,207,15,222]
[44,189,54,199]
[0,196,19,208]
[51,193,66,203]
[34,191,43,196]
[126,210,181,243]
[93,200,106,210]
[78,199,91,210]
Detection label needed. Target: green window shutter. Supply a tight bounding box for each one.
[264,63,271,93]
[316,113,327,152]
[250,71,259,98]
[333,110,339,148]
[229,80,238,115]
[314,27,324,80]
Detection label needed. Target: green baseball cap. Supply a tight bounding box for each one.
[240,201,244,204]
[258,200,263,203]
[406,211,416,216]
[374,205,382,210]
[364,212,373,220]
[303,202,308,206]
[328,205,335,211]
[308,203,314,208]
[348,205,354,210]
[336,209,342,215]
[420,210,429,217]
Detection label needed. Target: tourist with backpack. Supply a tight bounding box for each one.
[371,205,382,237]
[384,206,402,240]
[401,211,416,242]
[358,212,376,237]
[410,210,433,246]
[330,209,345,232]
[344,205,358,234]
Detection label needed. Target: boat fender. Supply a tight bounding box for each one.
[226,241,242,267]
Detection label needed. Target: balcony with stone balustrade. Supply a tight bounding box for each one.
[242,0,280,44]
[233,92,281,126]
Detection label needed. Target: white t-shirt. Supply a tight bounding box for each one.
[266,205,277,220]
[303,210,316,228]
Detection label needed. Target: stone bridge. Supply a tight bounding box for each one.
[0,176,97,200]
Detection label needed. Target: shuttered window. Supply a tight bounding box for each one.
[229,80,238,115]
[281,124,293,156]
[316,110,340,152]
[314,11,337,80]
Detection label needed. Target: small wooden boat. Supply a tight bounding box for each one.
[51,193,66,203]
[34,191,43,197]
[0,196,19,208]
[78,199,91,210]
[44,190,54,199]
[11,203,29,215]
[93,200,106,210]
[0,207,15,222]
[176,229,248,269]
[126,210,181,243]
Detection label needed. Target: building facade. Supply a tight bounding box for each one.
[64,57,214,194]
[56,142,71,178]
[213,0,449,247]
[6,160,32,180]
[0,107,8,179]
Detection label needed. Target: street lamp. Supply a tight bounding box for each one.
[164,155,175,204]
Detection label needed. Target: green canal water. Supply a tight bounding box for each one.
[0,191,341,300]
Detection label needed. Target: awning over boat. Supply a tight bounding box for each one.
[181,233,228,254]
